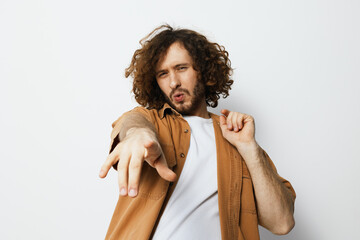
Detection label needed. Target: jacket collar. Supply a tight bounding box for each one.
[158,103,181,119]
[158,103,217,120]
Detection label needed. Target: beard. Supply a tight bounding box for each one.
[163,80,206,116]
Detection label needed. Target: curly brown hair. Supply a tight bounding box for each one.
[125,24,233,109]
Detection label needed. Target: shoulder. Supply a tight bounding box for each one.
[209,112,220,124]
[111,106,161,128]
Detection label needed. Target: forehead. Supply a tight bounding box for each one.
[156,42,193,70]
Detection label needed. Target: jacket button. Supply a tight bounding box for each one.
[184,129,189,133]
[180,153,185,158]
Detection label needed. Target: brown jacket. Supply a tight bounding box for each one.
[105,104,296,240]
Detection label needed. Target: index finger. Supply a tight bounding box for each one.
[99,150,118,178]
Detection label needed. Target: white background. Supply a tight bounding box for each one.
[1,0,359,239]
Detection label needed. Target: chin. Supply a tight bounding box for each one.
[166,97,196,115]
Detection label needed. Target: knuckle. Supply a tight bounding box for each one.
[129,162,142,170]
[106,152,114,161]
[152,157,161,166]
[116,141,124,148]
[119,152,129,162]
[109,151,119,161]
[146,160,155,168]
[117,162,128,171]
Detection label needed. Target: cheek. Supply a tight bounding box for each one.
[157,80,170,95]
[189,74,199,90]
[156,79,164,90]
[183,72,196,86]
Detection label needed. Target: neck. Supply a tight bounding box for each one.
[188,100,210,119]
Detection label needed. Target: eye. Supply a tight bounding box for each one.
[158,72,167,77]
[179,66,188,70]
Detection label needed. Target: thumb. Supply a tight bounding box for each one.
[144,140,177,182]
[143,140,158,159]
[154,155,177,182]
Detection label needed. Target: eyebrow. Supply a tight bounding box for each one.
[156,63,190,76]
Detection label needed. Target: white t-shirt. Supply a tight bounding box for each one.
[152,115,221,240]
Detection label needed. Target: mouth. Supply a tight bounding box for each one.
[172,92,185,103]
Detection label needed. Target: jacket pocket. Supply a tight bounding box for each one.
[137,164,169,200]
[137,142,174,200]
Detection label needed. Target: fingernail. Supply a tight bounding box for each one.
[99,170,104,176]
[227,124,232,129]
[128,188,137,197]
[120,187,127,196]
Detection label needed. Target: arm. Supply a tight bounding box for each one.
[99,111,176,197]
[219,109,295,235]
[238,143,295,234]
[117,112,156,142]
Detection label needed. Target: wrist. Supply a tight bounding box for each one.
[236,140,259,154]
[125,127,140,137]
[127,127,155,136]
[236,141,263,164]
[120,127,156,141]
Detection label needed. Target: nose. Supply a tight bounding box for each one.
[169,72,180,89]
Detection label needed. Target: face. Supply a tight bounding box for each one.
[155,42,207,116]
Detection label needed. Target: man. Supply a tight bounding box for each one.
[99,25,296,240]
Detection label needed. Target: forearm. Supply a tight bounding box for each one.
[238,142,295,235]
[118,112,156,141]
